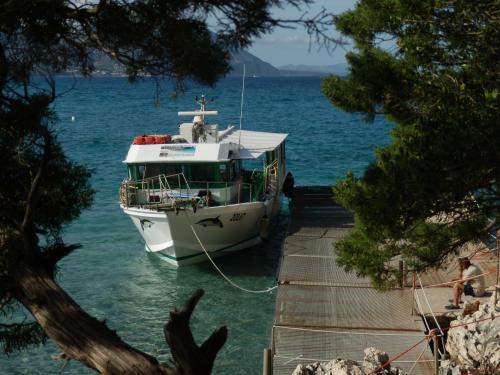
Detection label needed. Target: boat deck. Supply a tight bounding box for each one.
[272,187,435,375]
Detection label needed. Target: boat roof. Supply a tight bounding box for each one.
[220,129,288,159]
[123,129,287,164]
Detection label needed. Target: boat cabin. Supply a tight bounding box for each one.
[121,96,287,209]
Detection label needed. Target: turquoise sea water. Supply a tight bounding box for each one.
[1,76,391,374]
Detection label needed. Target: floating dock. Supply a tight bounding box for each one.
[271,186,435,375]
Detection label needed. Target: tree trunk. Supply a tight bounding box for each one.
[14,265,172,375]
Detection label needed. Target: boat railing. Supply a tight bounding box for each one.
[185,180,254,206]
[119,173,266,210]
[119,173,199,210]
[264,160,279,196]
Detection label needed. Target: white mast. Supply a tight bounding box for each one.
[238,64,246,148]
[178,96,218,119]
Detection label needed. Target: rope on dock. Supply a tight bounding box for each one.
[274,354,434,365]
[184,211,277,293]
[367,314,500,375]
[413,284,432,333]
[415,275,444,335]
[415,270,493,289]
[406,342,431,375]
[274,325,424,337]
[276,316,500,375]
[416,273,446,355]
[367,336,429,375]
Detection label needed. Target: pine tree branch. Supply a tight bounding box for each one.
[19,126,51,242]
[42,243,82,271]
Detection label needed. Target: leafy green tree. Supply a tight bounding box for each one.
[323,0,499,288]
[0,0,337,373]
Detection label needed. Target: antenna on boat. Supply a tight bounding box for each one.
[238,64,246,148]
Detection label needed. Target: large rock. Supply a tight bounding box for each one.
[291,348,405,375]
[442,300,500,374]
[362,347,390,372]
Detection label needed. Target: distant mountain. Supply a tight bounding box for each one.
[89,54,123,75]
[228,50,280,77]
[84,49,281,77]
[72,50,348,78]
[278,63,349,76]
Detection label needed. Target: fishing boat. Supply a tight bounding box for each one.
[119,95,288,266]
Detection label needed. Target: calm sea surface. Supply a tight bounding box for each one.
[1,76,391,374]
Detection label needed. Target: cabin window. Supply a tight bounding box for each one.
[162,164,182,176]
[138,165,145,179]
[144,164,161,179]
[229,160,240,180]
[219,164,227,181]
[191,164,215,182]
[266,149,278,165]
[128,165,140,180]
[129,164,183,181]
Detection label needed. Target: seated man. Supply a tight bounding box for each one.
[446,257,486,310]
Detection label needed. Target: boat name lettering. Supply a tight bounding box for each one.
[160,145,196,152]
[159,152,169,157]
[229,212,246,222]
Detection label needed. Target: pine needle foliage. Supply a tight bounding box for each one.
[322,0,500,288]
[0,0,340,366]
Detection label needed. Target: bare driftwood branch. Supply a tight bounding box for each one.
[164,289,227,375]
[14,269,224,375]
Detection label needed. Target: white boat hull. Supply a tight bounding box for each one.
[122,202,268,266]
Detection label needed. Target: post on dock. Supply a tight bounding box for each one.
[398,260,404,288]
[494,228,499,306]
[263,348,272,375]
[432,331,440,375]
[411,272,416,316]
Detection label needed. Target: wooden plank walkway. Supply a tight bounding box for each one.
[271,187,434,375]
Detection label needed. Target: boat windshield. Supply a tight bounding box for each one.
[128,161,241,183]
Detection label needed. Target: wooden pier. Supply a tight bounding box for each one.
[270,186,434,375]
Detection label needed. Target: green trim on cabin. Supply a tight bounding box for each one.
[128,161,241,183]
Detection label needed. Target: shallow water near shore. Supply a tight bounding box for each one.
[1,76,391,374]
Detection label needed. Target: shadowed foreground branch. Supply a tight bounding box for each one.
[15,267,224,375]
[165,289,228,375]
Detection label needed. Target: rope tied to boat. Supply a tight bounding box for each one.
[188,224,278,294]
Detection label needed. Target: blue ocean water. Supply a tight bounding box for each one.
[0,76,391,374]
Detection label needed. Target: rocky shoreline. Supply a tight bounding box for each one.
[291,296,500,375]
[440,296,499,375]
[292,347,407,375]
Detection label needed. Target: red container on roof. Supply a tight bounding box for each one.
[155,135,172,144]
[133,136,146,145]
[144,135,155,144]
[132,134,171,145]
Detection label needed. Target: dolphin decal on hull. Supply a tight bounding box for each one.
[195,215,223,228]
[140,219,154,230]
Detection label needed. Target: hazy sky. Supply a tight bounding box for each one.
[248,0,356,67]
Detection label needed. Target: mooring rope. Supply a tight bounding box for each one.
[413,286,432,333]
[58,359,70,374]
[417,273,444,335]
[184,210,277,293]
[189,225,277,293]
